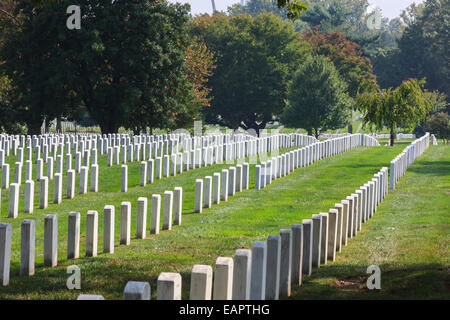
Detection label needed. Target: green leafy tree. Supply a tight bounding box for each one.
[1,0,198,135]
[397,0,449,98]
[0,0,81,135]
[281,55,351,137]
[303,27,377,133]
[74,0,195,134]
[191,13,311,133]
[425,112,450,144]
[356,79,433,146]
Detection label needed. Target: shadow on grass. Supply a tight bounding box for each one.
[288,263,450,300]
[407,160,450,176]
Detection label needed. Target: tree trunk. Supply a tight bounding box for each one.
[314,128,319,139]
[56,117,62,133]
[390,126,395,146]
[348,124,353,134]
[307,128,313,136]
[27,120,42,136]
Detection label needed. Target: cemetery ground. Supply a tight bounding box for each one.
[0,141,448,299]
[290,141,450,299]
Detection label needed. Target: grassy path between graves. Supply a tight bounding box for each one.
[0,141,415,299]
[289,142,450,300]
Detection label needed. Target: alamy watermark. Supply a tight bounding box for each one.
[66,5,81,30]
[66,265,81,290]
[366,265,381,290]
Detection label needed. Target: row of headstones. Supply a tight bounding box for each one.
[389,133,430,190]
[1,132,311,219]
[117,133,317,193]
[0,133,314,169]
[4,163,99,219]
[431,134,438,145]
[0,186,183,286]
[0,133,314,192]
[76,167,388,300]
[194,163,250,213]
[254,133,380,190]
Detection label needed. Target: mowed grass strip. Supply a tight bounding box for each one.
[0,142,406,299]
[289,143,450,299]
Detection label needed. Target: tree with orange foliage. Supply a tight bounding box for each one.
[303,26,377,99]
[185,39,216,108]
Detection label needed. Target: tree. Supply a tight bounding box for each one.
[425,112,449,144]
[356,79,433,146]
[191,13,311,134]
[397,0,449,98]
[303,27,376,99]
[184,39,216,109]
[281,55,351,138]
[303,26,377,133]
[1,0,198,135]
[0,0,82,135]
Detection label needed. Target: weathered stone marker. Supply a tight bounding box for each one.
[190,265,213,300]
[291,224,303,285]
[341,200,349,246]
[243,163,249,190]
[103,205,115,254]
[120,202,131,245]
[147,159,154,184]
[79,166,88,194]
[150,194,161,234]
[319,212,329,265]
[67,212,80,259]
[194,179,203,213]
[20,220,35,276]
[327,209,338,262]
[67,169,75,199]
[24,180,34,213]
[136,197,148,239]
[220,169,229,202]
[8,183,19,218]
[0,223,12,286]
[173,187,183,226]
[90,164,98,192]
[232,249,252,300]
[266,235,281,300]
[140,161,147,187]
[334,203,343,252]
[213,173,220,205]
[39,177,49,209]
[44,214,58,267]
[279,229,292,297]
[250,241,267,300]
[213,257,233,300]
[302,219,313,275]
[162,191,173,231]
[311,214,322,268]
[53,173,62,204]
[204,176,212,208]
[121,165,128,193]
[228,167,236,196]
[86,210,98,257]
[123,281,151,300]
[157,272,182,300]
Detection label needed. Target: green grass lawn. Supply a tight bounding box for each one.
[0,141,447,299]
[289,142,450,299]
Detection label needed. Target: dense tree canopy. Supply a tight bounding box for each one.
[191,12,311,133]
[303,27,376,99]
[0,0,206,135]
[281,55,351,137]
[356,79,433,146]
